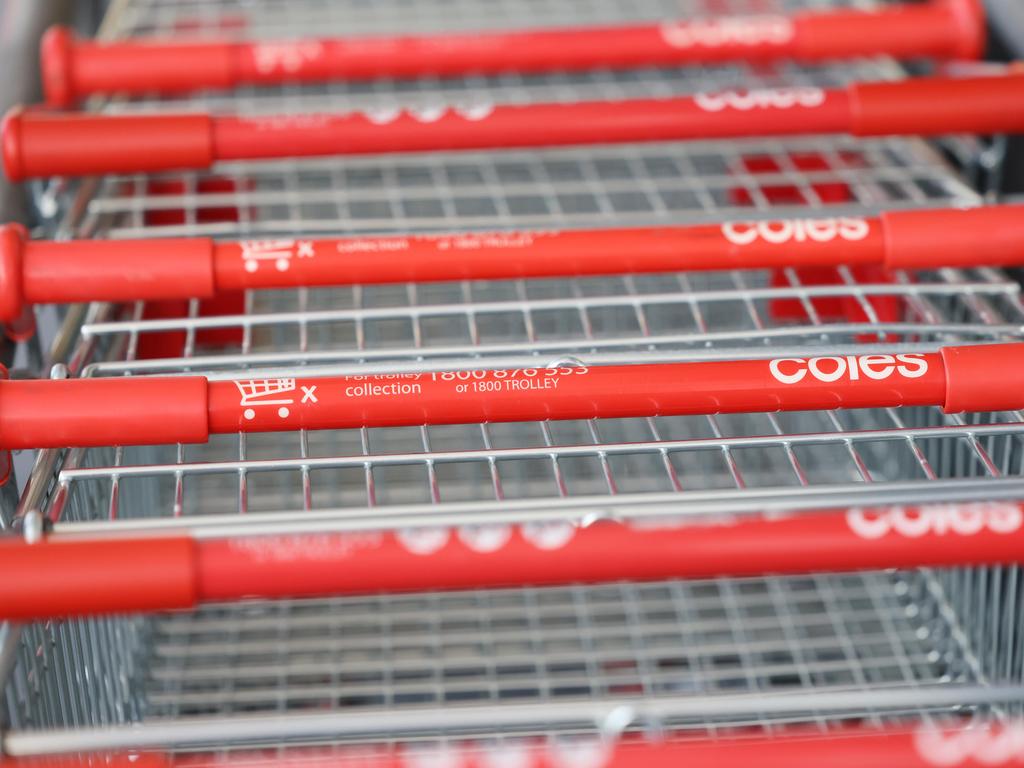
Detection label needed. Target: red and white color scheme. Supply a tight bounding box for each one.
[1,204,1023,322]
[5,721,1024,767]
[0,343,1021,451]
[37,0,985,107]
[5,69,1024,180]
[1,497,1023,619]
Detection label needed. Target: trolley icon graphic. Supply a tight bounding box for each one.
[234,378,297,420]
[240,240,314,274]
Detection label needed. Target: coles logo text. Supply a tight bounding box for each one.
[769,354,927,384]
[847,503,1023,540]
[694,87,824,112]
[722,217,870,246]
[660,16,794,49]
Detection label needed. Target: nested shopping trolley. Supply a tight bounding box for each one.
[4,0,1024,764]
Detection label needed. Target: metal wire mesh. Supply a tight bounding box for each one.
[3,0,1024,756]
[0,572,1004,741]
[88,136,972,238]
[140,572,976,719]
[114,0,879,44]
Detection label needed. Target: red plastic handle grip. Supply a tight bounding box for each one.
[40,0,984,107]
[1,107,214,181]
[849,74,1024,136]
[0,224,218,322]
[0,223,25,322]
[3,500,1022,620]
[1,758,167,768]
[0,344,1021,451]
[0,535,197,621]
[882,204,1024,270]
[792,0,984,62]
[9,72,1024,180]
[0,375,209,450]
[8,724,1024,768]
[25,237,216,304]
[3,757,165,768]
[4,204,1024,321]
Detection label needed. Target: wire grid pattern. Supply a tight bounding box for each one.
[5,0,1024,752]
[76,267,1024,370]
[142,571,976,721]
[0,571,995,737]
[86,135,976,241]
[78,2,968,239]
[58,0,1015,524]
[114,0,879,40]
[49,0,1019,525]
[39,266,1024,528]
[99,52,900,117]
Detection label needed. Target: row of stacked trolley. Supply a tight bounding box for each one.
[3,0,1024,765]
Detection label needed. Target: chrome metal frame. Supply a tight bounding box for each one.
[3,0,1024,758]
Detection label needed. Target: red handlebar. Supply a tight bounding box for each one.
[2,204,1023,322]
[5,722,1024,768]
[6,72,1024,180]
[39,0,984,108]
[3,499,1023,621]
[0,343,1021,451]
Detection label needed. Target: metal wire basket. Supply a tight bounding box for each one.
[2,0,1024,762]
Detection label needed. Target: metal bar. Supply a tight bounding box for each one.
[5,684,1022,755]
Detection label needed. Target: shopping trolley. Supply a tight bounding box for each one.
[3,0,1024,764]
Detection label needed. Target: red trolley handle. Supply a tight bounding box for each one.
[4,722,1024,767]
[1,204,1023,323]
[0,343,1020,451]
[38,0,985,108]
[3,499,1024,621]
[5,71,1024,180]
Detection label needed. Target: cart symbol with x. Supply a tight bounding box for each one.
[235,378,297,420]
[240,240,315,273]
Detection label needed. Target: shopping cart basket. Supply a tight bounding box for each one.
[3,0,1024,764]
